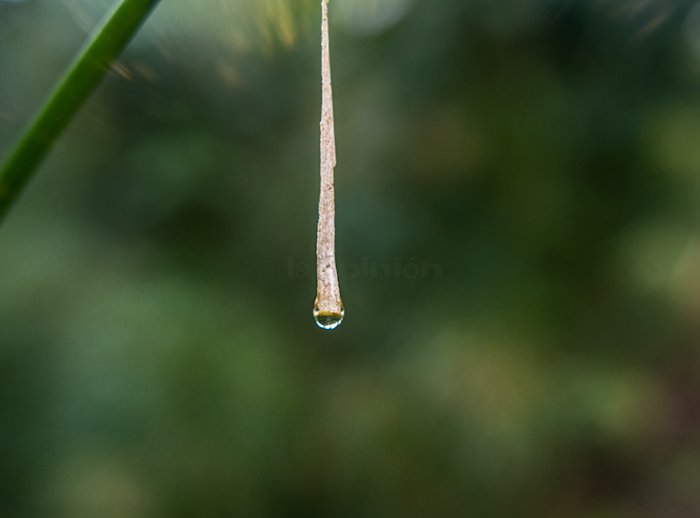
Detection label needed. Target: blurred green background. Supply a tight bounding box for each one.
[2,0,700,516]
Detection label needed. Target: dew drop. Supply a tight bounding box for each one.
[314,307,345,330]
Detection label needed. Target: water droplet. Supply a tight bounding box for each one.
[314,306,345,330]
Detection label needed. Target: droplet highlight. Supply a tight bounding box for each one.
[314,306,345,330]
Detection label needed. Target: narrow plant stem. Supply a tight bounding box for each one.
[0,0,161,224]
[314,0,344,330]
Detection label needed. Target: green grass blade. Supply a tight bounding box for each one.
[0,0,161,224]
